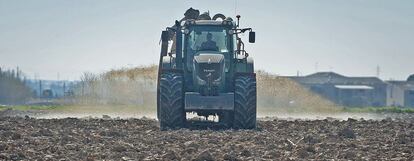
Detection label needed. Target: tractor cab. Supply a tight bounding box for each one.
[183,20,235,94]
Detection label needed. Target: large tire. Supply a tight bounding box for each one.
[159,72,185,130]
[233,75,257,129]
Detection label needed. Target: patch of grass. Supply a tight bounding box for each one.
[343,106,414,113]
[1,104,156,115]
[1,105,64,111]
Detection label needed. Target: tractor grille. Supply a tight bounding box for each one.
[194,54,224,81]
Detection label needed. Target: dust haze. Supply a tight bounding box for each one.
[30,66,350,119]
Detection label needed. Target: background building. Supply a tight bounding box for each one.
[386,74,414,107]
[25,80,77,99]
[286,72,387,107]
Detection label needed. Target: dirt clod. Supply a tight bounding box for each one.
[338,127,356,139]
[193,150,214,161]
[162,150,179,160]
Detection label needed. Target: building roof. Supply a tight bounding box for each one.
[387,80,407,85]
[387,80,414,90]
[286,72,385,85]
[307,72,345,78]
[334,85,374,90]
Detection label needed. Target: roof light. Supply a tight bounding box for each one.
[222,20,232,25]
[185,20,196,26]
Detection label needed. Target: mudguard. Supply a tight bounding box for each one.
[235,57,254,73]
[161,56,175,69]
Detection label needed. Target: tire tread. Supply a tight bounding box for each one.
[159,73,185,130]
[233,75,257,129]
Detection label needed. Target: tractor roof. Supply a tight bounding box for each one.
[194,20,224,25]
[184,20,234,27]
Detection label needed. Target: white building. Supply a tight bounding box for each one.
[386,75,414,107]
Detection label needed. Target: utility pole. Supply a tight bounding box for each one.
[16,66,20,80]
[82,81,85,97]
[39,80,42,99]
[57,72,60,97]
[376,65,381,78]
[63,82,66,97]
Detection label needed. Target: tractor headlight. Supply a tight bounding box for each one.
[196,76,206,85]
[212,77,222,85]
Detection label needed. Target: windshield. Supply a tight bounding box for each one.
[185,26,232,72]
[187,26,230,52]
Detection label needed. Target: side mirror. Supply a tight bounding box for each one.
[249,31,255,43]
[160,31,169,56]
[161,31,169,42]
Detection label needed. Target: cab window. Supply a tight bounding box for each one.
[185,26,231,71]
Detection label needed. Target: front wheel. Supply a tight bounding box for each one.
[159,72,185,130]
[233,75,257,129]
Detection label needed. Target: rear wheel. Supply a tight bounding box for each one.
[159,72,185,130]
[233,75,257,129]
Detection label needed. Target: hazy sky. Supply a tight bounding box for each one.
[0,0,413,80]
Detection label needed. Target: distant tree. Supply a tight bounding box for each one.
[0,67,32,104]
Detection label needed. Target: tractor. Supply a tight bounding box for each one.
[157,8,256,130]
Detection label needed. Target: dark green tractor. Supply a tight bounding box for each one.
[157,11,256,130]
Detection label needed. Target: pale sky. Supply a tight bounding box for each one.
[0,0,413,80]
